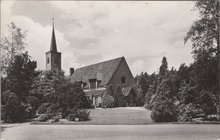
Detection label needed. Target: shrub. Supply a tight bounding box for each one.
[52,115,60,122]
[37,103,50,114]
[67,114,76,121]
[2,91,27,122]
[46,104,59,117]
[101,95,114,108]
[178,103,203,122]
[151,98,177,122]
[67,109,90,121]
[38,114,48,122]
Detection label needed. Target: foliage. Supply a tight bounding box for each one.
[30,69,65,104]
[101,95,114,108]
[32,70,91,118]
[37,103,51,114]
[38,114,49,122]
[182,0,219,119]
[0,22,27,75]
[52,115,60,122]
[5,52,37,102]
[46,104,59,118]
[178,103,203,122]
[184,0,219,56]
[135,72,150,106]
[2,91,27,122]
[151,96,177,122]
[27,96,40,117]
[67,109,90,121]
[101,86,115,108]
[114,86,127,107]
[159,57,168,77]
[58,82,91,112]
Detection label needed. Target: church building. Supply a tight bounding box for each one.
[46,20,61,71]
[46,21,138,107]
[70,57,138,107]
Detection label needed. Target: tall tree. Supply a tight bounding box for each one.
[159,57,168,77]
[6,52,37,102]
[184,0,220,119]
[1,22,27,75]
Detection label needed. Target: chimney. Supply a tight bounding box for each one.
[69,68,74,76]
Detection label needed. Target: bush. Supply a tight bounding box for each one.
[37,103,50,114]
[67,109,90,121]
[204,115,219,121]
[38,114,48,122]
[46,104,59,117]
[101,95,114,108]
[151,98,177,122]
[2,91,27,122]
[52,115,60,122]
[178,103,204,122]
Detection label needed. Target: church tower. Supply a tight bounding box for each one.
[46,19,61,71]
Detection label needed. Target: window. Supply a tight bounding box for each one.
[47,57,50,64]
[89,79,96,89]
[121,76,126,84]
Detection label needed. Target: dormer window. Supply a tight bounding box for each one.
[89,79,96,90]
[121,76,126,84]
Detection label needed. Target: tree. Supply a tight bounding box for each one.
[5,52,37,102]
[101,85,115,108]
[151,96,177,122]
[150,76,178,122]
[145,80,157,110]
[114,86,127,107]
[2,91,27,122]
[159,57,168,77]
[150,57,178,122]
[1,22,27,75]
[31,70,91,117]
[184,1,219,56]
[135,72,149,106]
[184,0,220,119]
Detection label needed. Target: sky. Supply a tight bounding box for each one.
[1,1,199,76]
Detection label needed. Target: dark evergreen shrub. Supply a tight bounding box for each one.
[2,91,27,122]
[151,98,177,122]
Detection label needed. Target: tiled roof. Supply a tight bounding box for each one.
[71,57,124,86]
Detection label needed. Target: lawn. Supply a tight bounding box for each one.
[86,107,153,125]
[34,107,153,125]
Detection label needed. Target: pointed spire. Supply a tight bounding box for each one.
[50,18,57,52]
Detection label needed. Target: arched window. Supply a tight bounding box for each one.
[121,76,126,84]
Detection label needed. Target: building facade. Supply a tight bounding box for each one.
[45,21,138,107]
[70,57,138,107]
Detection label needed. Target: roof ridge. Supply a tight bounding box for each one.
[76,56,124,70]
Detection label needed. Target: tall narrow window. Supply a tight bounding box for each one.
[47,57,50,64]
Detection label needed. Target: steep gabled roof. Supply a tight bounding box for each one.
[71,57,124,86]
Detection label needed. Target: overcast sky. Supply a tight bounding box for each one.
[1,1,198,76]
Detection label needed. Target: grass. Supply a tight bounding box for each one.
[86,107,153,125]
[33,107,153,125]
